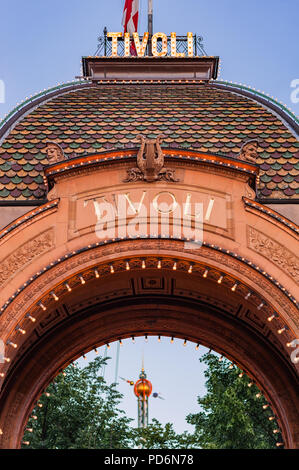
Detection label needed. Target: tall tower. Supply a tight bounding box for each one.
[134,366,152,428]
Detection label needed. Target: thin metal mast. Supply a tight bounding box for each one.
[101,345,108,378]
[114,341,120,385]
[148,0,153,36]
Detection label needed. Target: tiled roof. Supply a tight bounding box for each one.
[0,81,298,200]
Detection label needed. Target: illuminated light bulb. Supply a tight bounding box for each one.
[256,393,262,398]
[276,443,284,447]
[133,32,149,57]
[94,269,100,278]
[83,354,87,360]
[277,327,286,334]
[231,282,238,292]
[229,363,234,369]
[124,32,130,57]
[107,32,122,57]
[107,343,111,349]
[110,265,115,274]
[79,275,85,285]
[26,428,33,433]
[171,337,174,343]
[38,302,47,311]
[8,341,17,349]
[119,339,123,346]
[51,291,59,301]
[16,327,26,335]
[188,264,193,274]
[62,371,66,377]
[170,32,185,58]
[152,32,168,57]
[195,343,200,350]
[267,314,275,322]
[263,404,269,409]
[64,282,72,292]
[45,392,51,397]
[183,339,187,347]
[257,302,264,310]
[218,355,223,362]
[239,372,244,378]
[94,348,98,355]
[37,403,43,408]
[245,292,251,300]
[273,429,279,434]
[132,336,135,343]
[173,261,177,271]
[0,372,5,378]
[22,441,30,446]
[203,268,209,278]
[158,335,161,342]
[126,261,130,271]
[269,416,275,421]
[26,314,36,323]
[0,429,3,435]
[187,32,193,57]
[4,357,10,363]
[286,341,294,347]
[157,259,162,269]
[142,260,146,269]
[248,382,253,387]
[32,415,38,420]
[217,275,224,284]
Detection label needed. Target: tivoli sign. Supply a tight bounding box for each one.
[107,32,195,57]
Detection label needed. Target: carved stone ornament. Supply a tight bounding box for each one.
[247,226,299,284]
[238,139,259,163]
[46,141,65,165]
[0,229,55,289]
[124,135,179,183]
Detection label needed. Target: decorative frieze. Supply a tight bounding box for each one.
[247,226,299,284]
[0,229,55,288]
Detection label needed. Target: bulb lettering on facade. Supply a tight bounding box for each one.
[107,32,194,58]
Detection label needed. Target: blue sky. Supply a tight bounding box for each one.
[78,339,209,433]
[0,0,298,433]
[0,0,298,118]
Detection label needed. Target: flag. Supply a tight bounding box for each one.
[122,0,139,54]
[122,0,139,33]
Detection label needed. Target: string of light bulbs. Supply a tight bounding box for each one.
[19,335,284,448]
[1,256,297,384]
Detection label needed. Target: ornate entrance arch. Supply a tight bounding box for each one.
[0,149,298,448]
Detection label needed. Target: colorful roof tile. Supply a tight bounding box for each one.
[0,81,298,200]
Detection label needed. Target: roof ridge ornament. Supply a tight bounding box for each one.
[124,135,179,183]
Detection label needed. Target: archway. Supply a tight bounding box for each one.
[0,150,298,448]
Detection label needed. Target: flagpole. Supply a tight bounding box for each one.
[148,0,153,36]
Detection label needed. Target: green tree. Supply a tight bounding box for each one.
[132,418,197,449]
[22,353,281,449]
[186,353,280,449]
[22,357,134,449]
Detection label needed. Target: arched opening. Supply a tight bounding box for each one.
[0,248,298,448]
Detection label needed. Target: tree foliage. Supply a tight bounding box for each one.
[132,419,196,449]
[186,353,280,449]
[22,353,281,449]
[23,357,133,449]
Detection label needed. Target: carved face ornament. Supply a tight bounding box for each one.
[239,140,259,163]
[46,142,64,164]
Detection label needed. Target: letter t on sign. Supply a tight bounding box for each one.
[107,32,122,57]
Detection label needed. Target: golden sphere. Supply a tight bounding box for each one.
[134,379,152,397]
